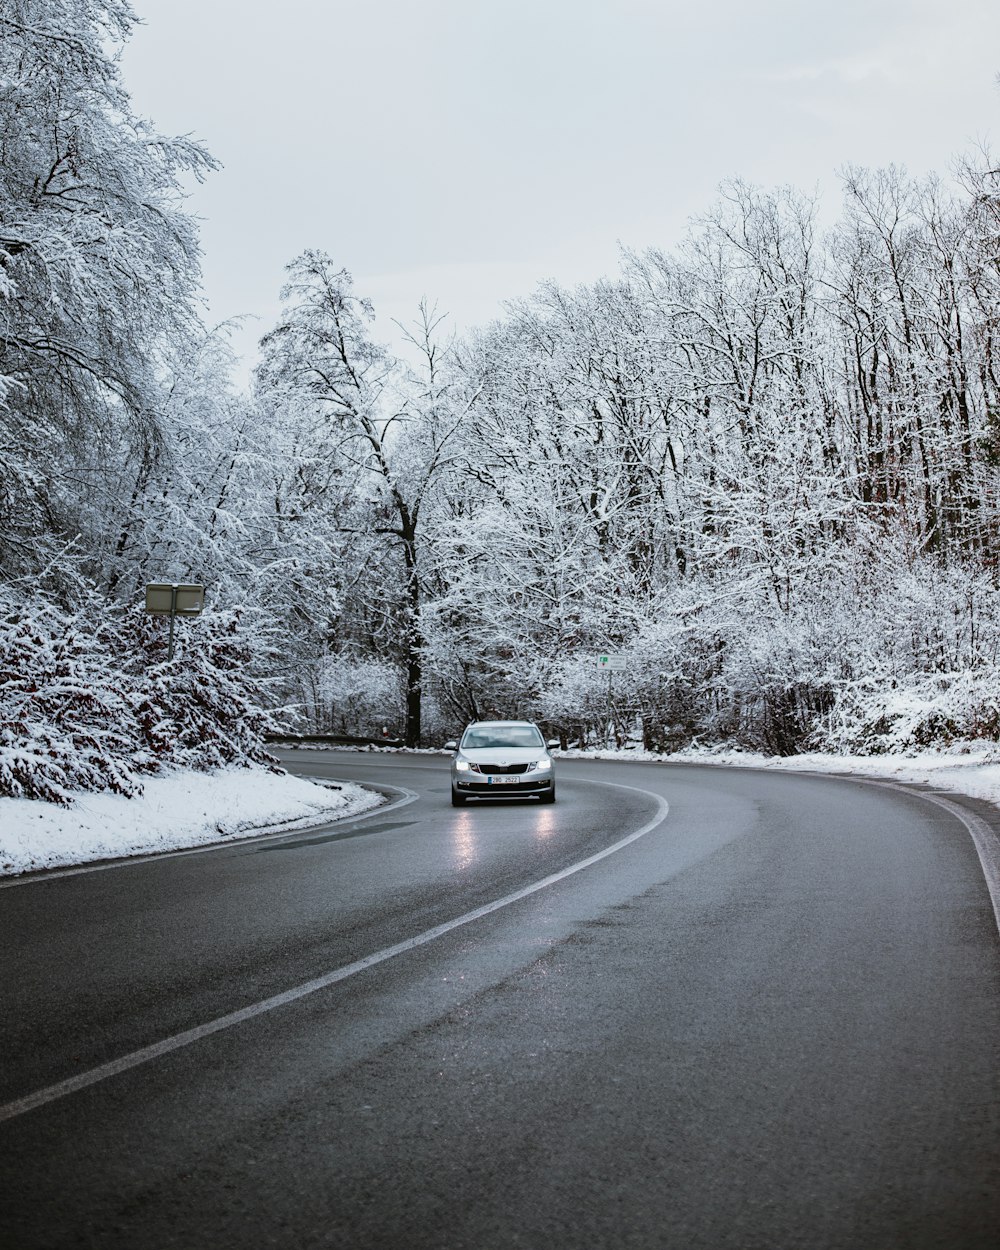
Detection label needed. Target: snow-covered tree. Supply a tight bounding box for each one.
[256,256,471,745]
[0,0,217,582]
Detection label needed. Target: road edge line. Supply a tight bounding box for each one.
[638,757,1000,942]
[852,778,1000,939]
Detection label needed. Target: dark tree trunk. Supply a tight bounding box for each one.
[402,530,422,748]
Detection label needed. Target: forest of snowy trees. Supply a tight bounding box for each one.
[4,0,1000,799]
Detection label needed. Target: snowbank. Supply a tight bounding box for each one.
[15,742,998,882]
[558,744,1000,808]
[286,739,1000,810]
[0,767,383,878]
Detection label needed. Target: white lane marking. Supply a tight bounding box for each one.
[0,782,669,1124]
[0,785,417,890]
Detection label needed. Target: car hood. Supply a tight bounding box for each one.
[459,747,548,765]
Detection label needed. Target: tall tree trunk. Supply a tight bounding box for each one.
[402,534,422,747]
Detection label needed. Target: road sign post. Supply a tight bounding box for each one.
[596,654,626,746]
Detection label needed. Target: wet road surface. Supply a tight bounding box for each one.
[2,753,999,1248]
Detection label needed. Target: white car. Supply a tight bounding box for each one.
[449,720,556,806]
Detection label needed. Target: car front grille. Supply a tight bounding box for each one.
[478,763,529,775]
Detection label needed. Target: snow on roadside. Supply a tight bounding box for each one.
[281,739,1000,809]
[21,741,991,882]
[0,767,384,878]
[557,744,1000,808]
[280,739,1000,809]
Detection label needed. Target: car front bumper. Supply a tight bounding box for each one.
[453,775,553,796]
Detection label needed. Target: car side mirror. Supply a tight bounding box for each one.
[444,740,458,751]
[547,739,559,749]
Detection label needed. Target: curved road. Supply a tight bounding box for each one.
[1,753,999,1248]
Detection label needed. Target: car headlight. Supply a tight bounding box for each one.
[454,757,472,772]
[526,757,552,772]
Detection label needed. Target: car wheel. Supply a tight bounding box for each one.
[451,790,467,806]
[539,787,555,804]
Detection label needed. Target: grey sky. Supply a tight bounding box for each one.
[122,0,1000,375]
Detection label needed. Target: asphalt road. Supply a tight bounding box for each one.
[1,752,999,1249]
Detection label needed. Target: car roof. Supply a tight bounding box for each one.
[465,719,537,728]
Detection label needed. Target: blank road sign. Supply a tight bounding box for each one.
[145,584,175,614]
[145,584,205,615]
[173,585,205,615]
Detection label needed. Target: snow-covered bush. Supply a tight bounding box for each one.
[289,655,403,737]
[814,669,1000,755]
[0,603,142,804]
[534,656,614,746]
[0,593,277,804]
[124,609,278,773]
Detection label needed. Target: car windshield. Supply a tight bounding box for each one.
[462,725,544,749]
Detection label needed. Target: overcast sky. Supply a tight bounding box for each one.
[121,0,1000,376]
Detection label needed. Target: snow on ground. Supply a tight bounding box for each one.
[288,739,1000,807]
[0,767,383,878]
[6,741,1000,881]
[557,744,1000,807]
[287,739,1000,808]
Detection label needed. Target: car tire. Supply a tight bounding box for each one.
[539,786,555,804]
[451,790,467,806]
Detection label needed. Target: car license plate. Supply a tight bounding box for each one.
[487,775,520,785]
